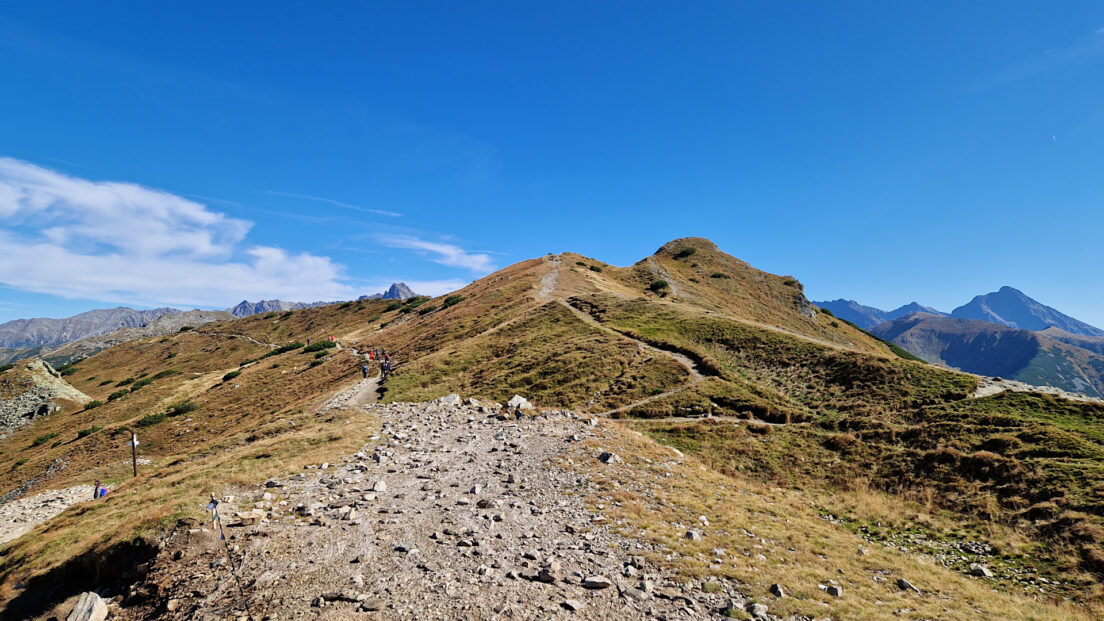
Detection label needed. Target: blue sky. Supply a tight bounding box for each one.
[1,2,1102,327]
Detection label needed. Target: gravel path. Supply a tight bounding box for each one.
[0,484,95,547]
[121,399,759,620]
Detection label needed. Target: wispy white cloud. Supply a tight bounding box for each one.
[0,157,356,307]
[261,190,402,218]
[975,28,1104,90]
[375,234,497,274]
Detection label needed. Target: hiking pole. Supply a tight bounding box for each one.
[207,495,256,621]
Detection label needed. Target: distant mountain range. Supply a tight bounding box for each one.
[813,300,946,329]
[0,283,422,364]
[816,287,1104,397]
[869,314,1104,398]
[228,282,419,317]
[0,307,180,349]
[814,286,1102,337]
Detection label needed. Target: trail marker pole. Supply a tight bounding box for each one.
[130,433,139,477]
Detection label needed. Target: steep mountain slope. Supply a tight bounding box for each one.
[952,286,1104,336]
[870,313,1104,398]
[0,359,89,434]
[0,307,179,349]
[2,238,1104,618]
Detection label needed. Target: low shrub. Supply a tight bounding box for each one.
[135,413,167,428]
[166,401,197,417]
[819,307,835,317]
[303,341,336,353]
[222,370,241,382]
[152,369,181,380]
[309,359,324,368]
[710,272,730,279]
[589,265,602,273]
[575,261,586,266]
[83,400,103,410]
[418,305,438,316]
[826,432,860,451]
[386,302,403,311]
[77,426,102,439]
[107,390,128,402]
[314,352,327,359]
[443,295,465,308]
[783,279,797,287]
[263,311,278,319]
[178,326,194,332]
[281,310,294,318]
[98,380,112,386]
[115,377,135,387]
[0,363,14,373]
[648,280,669,292]
[31,432,60,447]
[674,247,697,259]
[129,378,153,392]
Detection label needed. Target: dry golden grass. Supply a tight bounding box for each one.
[572,421,1099,620]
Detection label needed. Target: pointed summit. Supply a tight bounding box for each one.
[358,282,419,301]
[951,287,1104,336]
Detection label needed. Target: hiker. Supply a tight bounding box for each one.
[362,364,370,379]
[93,480,101,500]
[99,487,107,498]
[368,350,374,361]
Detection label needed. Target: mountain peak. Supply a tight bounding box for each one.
[655,237,720,255]
[358,282,419,301]
[951,287,1104,337]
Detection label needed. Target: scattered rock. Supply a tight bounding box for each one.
[598,452,623,464]
[897,578,921,593]
[66,592,107,621]
[561,599,585,611]
[507,395,534,410]
[769,583,785,598]
[826,585,843,597]
[969,563,994,578]
[685,530,702,541]
[583,575,613,589]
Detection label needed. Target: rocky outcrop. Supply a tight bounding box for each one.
[0,359,90,434]
[359,282,418,301]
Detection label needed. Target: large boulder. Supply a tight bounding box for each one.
[67,592,107,621]
[506,395,534,410]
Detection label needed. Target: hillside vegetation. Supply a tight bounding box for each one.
[1,238,1102,617]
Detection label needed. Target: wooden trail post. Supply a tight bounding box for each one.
[130,432,139,477]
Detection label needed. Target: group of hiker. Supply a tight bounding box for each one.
[92,481,108,500]
[362,347,392,379]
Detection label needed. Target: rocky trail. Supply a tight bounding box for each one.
[0,484,95,547]
[117,398,765,620]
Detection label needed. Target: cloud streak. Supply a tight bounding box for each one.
[0,157,356,307]
[375,234,497,274]
[261,190,402,217]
